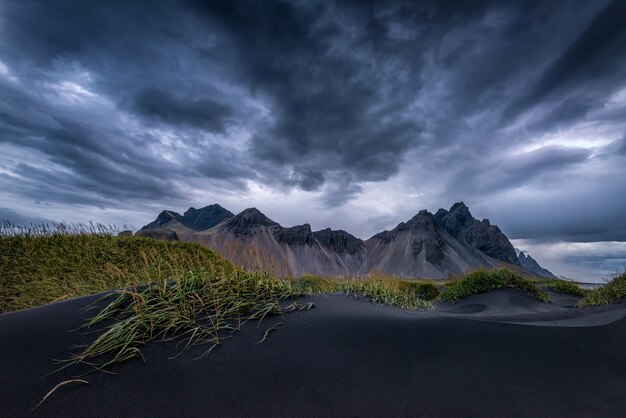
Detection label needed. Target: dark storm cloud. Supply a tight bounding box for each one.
[129,88,234,132]
[452,145,592,195]
[0,0,625,262]
[475,149,626,243]
[0,81,183,204]
[504,0,626,123]
[187,0,430,188]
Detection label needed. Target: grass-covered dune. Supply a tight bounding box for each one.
[0,233,232,313]
[438,269,549,302]
[545,279,587,297]
[580,272,626,307]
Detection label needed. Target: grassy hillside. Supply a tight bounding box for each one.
[0,233,232,313]
[545,279,587,297]
[439,269,549,302]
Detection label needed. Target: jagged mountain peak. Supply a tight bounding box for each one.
[449,201,470,213]
[379,210,436,240]
[183,203,229,217]
[408,210,436,227]
[275,223,313,245]
[234,207,277,224]
[313,228,364,255]
[435,202,474,237]
[181,204,234,230]
[139,204,233,232]
[518,250,556,278]
[434,208,448,220]
[138,210,181,231]
[369,209,445,266]
[224,207,278,236]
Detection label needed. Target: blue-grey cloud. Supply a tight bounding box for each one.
[0,208,52,226]
[128,88,234,132]
[503,0,626,124]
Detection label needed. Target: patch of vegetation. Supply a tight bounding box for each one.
[0,226,232,312]
[335,279,434,310]
[289,274,437,310]
[398,280,440,301]
[545,279,587,297]
[438,269,549,303]
[579,272,626,307]
[291,275,336,293]
[62,269,304,370]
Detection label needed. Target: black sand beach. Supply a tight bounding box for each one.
[1,290,625,417]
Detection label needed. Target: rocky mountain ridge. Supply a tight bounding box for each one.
[136,202,555,279]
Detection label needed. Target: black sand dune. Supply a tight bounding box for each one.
[1,290,626,417]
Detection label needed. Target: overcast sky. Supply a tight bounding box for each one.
[1,0,625,281]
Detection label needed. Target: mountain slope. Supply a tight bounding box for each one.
[518,251,557,279]
[433,202,519,265]
[363,210,501,278]
[137,202,556,279]
[189,208,366,277]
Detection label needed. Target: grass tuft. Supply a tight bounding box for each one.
[579,272,626,307]
[438,269,549,303]
[60,269,303,370]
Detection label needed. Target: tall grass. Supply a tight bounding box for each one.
[63,269,303,370]
[0,220,124,237]
[0,224,231,312]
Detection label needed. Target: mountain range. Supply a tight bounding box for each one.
[135,202,556,279]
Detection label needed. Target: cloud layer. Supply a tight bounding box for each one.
[1,0,625,280]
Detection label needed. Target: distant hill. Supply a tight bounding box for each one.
[137,202,556,279]
[136,204,233,240]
